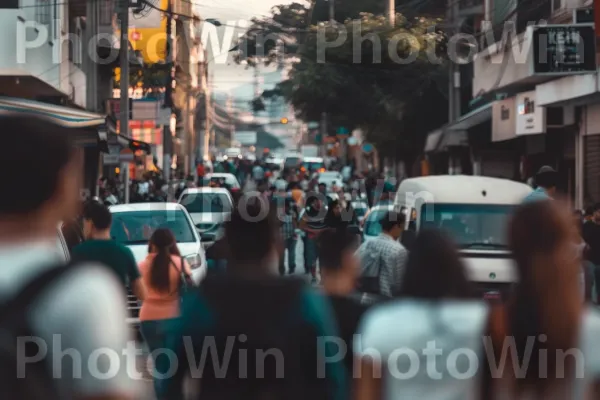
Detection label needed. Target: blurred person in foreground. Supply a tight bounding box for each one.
[583,203,600,303]
[72,201,145,301]
[0,116,135,399]
[138,228,193,399]
[482,200,600,399]
[164,198,347,400]
[355,229,482,400]
[356,211,408,304]
[318,230,366,382]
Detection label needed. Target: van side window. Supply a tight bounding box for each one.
[407,208,417,231]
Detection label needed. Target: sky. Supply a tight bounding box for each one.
[194,0,298,95]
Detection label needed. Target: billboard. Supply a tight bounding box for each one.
[124,0,168,63]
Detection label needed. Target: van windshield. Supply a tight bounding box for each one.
[420,204,514,250]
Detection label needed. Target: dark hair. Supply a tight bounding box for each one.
[82,201,112,230]
[148,228,180,293]
[0,116,75,215]
[318,182,326,187]
[398,229,474,299]
[380,211,405,232]
[318,230,359,271]
[225,197,278,266]
[502,201,580,397]
[535,171,557,188]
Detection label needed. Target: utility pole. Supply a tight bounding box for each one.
[163,0,174,199]
[226,93,235,145]
[447,0,461,174]
[119,0,130,203]
[320,111,327,157]
[328,0,335,22]
[388,0,395,26]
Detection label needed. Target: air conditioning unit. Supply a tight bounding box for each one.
[546,106,575,127]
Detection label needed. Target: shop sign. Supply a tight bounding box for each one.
[531,24,596,76]
[516,91,546,135]
[492,97,516,142]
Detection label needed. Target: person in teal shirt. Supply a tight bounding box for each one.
[71,201,145,300]
[523,166,557,203]
[164,201,347,400]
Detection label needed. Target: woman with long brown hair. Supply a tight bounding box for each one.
[485,200,600,399]
[138,228,192,399]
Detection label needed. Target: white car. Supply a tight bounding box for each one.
[203,173,241,190]
[178,187,232,248]
[362,204,395,243]
[318,171,344,190]
[109,203,207,285]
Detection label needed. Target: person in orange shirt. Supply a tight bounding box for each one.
[138,228,192,399]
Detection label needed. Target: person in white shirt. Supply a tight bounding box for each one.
[0,116,137,400]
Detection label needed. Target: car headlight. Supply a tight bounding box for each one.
[184,254,203,270]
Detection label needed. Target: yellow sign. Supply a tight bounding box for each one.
[116,0,168,63]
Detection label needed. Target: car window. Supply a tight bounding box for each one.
[111,210,197,245]
[420,204,513,250]
[180,192,232,213]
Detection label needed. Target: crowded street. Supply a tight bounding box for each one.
[5,0,600,399]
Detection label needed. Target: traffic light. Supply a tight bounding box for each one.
[280,117,289,124]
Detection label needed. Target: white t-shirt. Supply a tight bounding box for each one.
[355,300,600,400]
[0,240,139,399]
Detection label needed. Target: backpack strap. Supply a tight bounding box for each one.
[0,261,76,320]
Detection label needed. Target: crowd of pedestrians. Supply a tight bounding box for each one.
[3,114,600,400]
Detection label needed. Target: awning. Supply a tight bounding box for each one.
[448,103,493,131]
[0,96,106,128]
[424,128,468,153]
[424,129,443,152]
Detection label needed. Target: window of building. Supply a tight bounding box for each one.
[35,0,51,25]
[4,0,19,8]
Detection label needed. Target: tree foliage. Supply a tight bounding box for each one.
[235,2,450,165]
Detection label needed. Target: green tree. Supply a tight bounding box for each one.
[236,4,449,170]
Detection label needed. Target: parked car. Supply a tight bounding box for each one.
[203,173,241,192]
[109,203,207,285]
[318,171,344,190]
[178,187,233,248]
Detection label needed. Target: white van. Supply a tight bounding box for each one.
[393,175,532,300]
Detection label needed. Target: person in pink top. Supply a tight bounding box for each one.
[138,228,192,399]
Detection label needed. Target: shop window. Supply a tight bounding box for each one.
[36,0,51,25]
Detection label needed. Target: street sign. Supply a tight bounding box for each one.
[531,24,596,76]
[103,154,120,165]
[362,143,373,153]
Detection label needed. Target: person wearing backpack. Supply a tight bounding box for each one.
[137,228,193,399]
[0,116,136,399]
[163,199,347,400]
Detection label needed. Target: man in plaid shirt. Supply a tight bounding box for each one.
[279,196,298,275]
[357,211,408,302]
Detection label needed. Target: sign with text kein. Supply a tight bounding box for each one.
[531,24,596,76]
[516,91,546,135]
[492,97,516,142]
